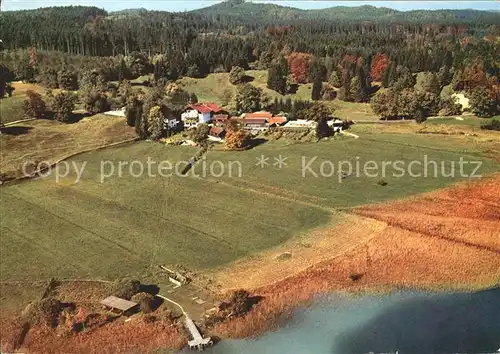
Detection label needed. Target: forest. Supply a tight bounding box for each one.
[1,1,499,123]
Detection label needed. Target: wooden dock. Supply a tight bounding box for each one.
[157,294,213,351]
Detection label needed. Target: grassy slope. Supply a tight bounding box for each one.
[0,82,46,124]
[178,70,377,121]
[1,133,498,281]
[0,115,137,178]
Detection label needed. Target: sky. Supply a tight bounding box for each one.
[2,0,499,12]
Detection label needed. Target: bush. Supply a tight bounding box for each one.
[52,91,76,122]
[229,66,245,85]
[131,292,155,313]
[111,279,141,300]
[23,90,46,119]
[22,298,62,327]
[481,119,500,131]
[377,178,388,186]
[439,96,462,116]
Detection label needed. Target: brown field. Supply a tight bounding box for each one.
[211,175,500,339]
[0,115,136,179]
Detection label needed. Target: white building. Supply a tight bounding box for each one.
[181,103,223,128]
[283,119,316,129]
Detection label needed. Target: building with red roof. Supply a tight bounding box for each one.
[181,103,224,128]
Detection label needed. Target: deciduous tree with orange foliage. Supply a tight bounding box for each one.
[370,53,389,82]
[287,52,312,84]
[225,121,249,150]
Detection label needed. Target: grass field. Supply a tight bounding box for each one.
[0,82,46,124]
[425,116,495,127]
[177,70,378,121]
[0,115,136,179]
[0,142,332,281]
[1,132,498,282]
[199,134,499,208]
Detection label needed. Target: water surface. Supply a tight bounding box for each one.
[205,288,500,354]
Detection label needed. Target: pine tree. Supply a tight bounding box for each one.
[312,78,322,101]
[267,56,289,95]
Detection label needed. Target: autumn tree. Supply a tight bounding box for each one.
[287,52,312,84]
[439,96,462,116]
[229,66,245,85]
[371,90,398,120]
[52,91,76,122]
[370,53,389,82]
[420,72,440,95]
[321,84,337,101]
[304,102,332,122]
[23,90,46,119]
[225,121,249,150]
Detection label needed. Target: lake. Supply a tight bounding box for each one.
[204,288,500,354]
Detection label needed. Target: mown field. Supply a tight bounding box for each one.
[1,132,498,282]
[0,143,331,281]
[200,134,500,208]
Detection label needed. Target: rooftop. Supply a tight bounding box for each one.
[100,296,138,312]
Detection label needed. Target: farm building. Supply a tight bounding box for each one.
[244,118,268,130]
[283,119,316,129]
[181,103,223,128]
[213,114,229,127]
[209,127,226,140]
[244,111,273,120]
[268,116,288,127]
[100,296,138,315]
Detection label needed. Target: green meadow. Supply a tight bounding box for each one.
[1,134,498,282]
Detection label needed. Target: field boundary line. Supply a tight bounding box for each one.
[1,137,139,186]
[2,118,37,126]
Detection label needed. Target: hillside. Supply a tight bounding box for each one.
[192,0,499,23]
[178,70,377,121]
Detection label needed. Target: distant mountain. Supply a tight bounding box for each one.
[191,0,499,23]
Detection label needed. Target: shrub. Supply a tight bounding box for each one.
[52,91,76,122]
[131,292,155,313]
[377,178,388,186]
[481,119,500,131]
[22,298,62,327]
[23,90,46,119]
[229,66,245,85]
[111,279,141,300]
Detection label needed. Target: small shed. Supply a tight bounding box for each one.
[100,296,138,315]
